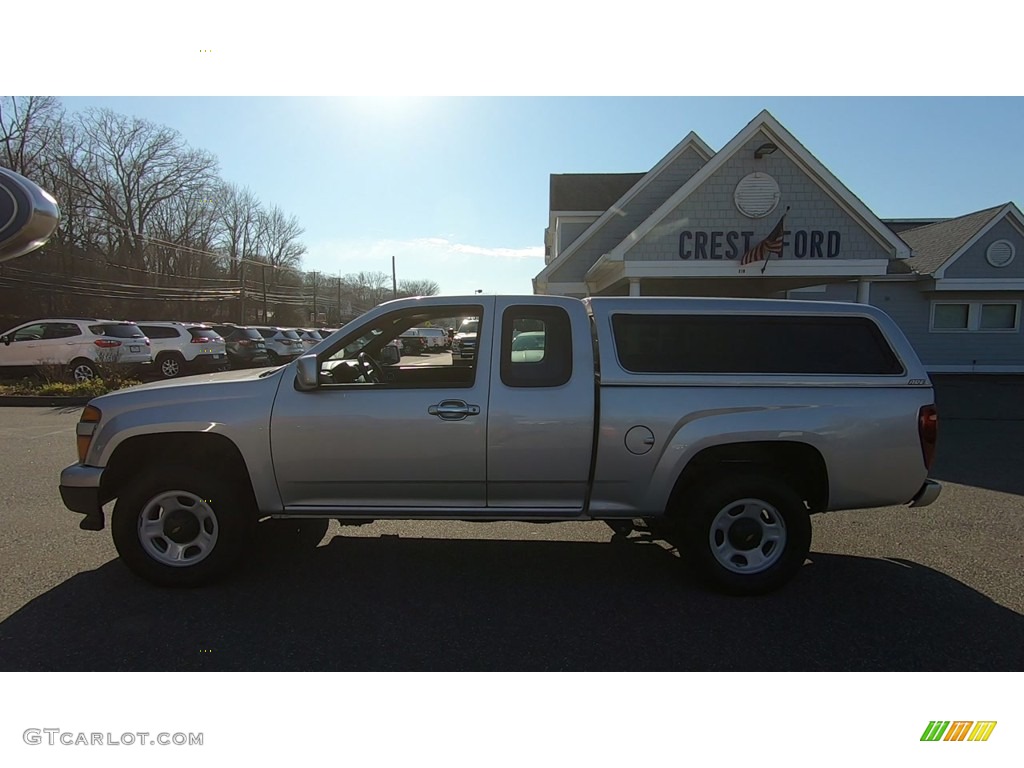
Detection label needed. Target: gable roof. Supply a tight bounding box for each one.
[550,173,645,212]
[538,131,714,285]
[900,204,1008,276]
[603,110,912,263]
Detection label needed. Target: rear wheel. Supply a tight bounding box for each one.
[677,472,811,595]
[157,352,184,379]
[67,358,97,383]
[111,465,255,587]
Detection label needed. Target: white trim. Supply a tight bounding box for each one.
[929,299,1021,333]
[932,278,1024,291]
[933,203,1024,279]
[584,259,890,295]
[536,133,714,284]
[604,111,912,263]
[926,365,1024,373]
[549,210,606,217]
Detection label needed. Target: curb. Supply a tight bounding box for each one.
[0,396,91,407]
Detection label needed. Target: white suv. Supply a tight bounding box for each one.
[135,322,229,379]
[0,318,152,382]
[410,327,448,350]
[252,326,305,364]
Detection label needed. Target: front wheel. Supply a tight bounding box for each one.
[111,465,255,587]
[678,473,811,595]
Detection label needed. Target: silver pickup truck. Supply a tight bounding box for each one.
[59,294,940,594]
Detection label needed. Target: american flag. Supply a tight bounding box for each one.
[740,207,789,273]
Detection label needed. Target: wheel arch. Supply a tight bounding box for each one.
[664,440,830,519]
[100,432,258,514]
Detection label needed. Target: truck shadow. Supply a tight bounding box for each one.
[928,419,1024,496]
[1,530,1021,671]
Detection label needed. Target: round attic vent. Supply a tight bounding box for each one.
[986,240,1015,268]
[734,173,780,219]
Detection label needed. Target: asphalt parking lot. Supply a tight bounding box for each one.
[0,378,1022,671]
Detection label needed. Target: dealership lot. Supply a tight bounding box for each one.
[0,387,1022,671]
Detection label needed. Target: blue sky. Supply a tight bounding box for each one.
[55,97,1024,295]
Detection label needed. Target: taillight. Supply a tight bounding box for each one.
[238,339,252,346]
[94,339,122,348]
[918,404,938,471]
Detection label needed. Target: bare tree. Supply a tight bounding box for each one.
[398,278,440,298]
[61,108,219,271]
[258,205,306,275]
[0,96,64,178]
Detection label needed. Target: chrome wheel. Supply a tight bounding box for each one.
[708,497,787,574]
[71,362,96,383]
[138,491,219,567]
[160,356,181,378]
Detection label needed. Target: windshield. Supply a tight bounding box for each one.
[459,321,478,334]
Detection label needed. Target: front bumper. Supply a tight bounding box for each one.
[59,464,106,529]
[909,479,942,508]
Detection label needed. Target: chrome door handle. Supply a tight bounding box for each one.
[428,399,481,421]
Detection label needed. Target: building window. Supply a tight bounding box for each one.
[931,301,1020,333]
[933,303,970,330]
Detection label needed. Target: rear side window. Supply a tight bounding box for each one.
[93,323,146,339]
[139,325,179,339]
[611,314,904,375]
[280,330,301,340]
[500,306,572,388]
[241,329,264,340]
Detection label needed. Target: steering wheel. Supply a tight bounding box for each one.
[357,351,384,383]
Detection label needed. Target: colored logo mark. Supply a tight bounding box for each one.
[921,721,997,742]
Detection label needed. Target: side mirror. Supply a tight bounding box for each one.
[379,345,400,366]
[0,168,60,263]
[1,335,8,346]
[294,354,320,391]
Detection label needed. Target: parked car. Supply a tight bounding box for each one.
[210,324,270,369]
[60,294,940,595]
[0,318,152,382]
[510,330,545,362]
[252,326,305,364]
[409,327,448,351]
[451,318,478,365]
[397,330,427,356]
[135,322,229,379]
[293,328,325,352]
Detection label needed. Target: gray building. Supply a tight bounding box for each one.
[534,110,1024,373]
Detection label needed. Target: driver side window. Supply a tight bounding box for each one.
[319,304,484,389]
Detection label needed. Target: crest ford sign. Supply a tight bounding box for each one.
[679,229,842,260]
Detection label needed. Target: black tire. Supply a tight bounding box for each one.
[111,465,256,587]
[677,472,811,595]
[67,358,98,383]
[267,351,280,365]
[157,352,184,379]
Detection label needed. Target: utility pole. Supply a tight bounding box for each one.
[312,271,318,325]
[392,255,397,300]
[336,276,341,325]
[239,258,246,323]
[261,265,268,323]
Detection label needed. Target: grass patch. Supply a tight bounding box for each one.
[0,377,141,397]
